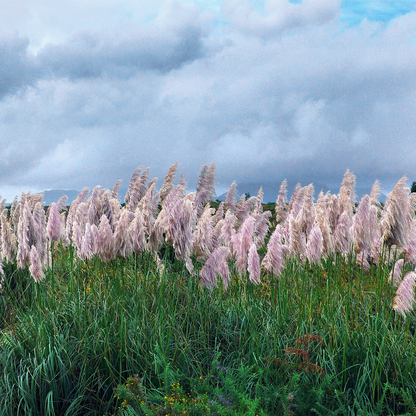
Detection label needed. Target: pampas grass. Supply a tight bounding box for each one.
[393,271,416,316]
[3,166,416,416]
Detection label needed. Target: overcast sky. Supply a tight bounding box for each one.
[0,0,415,201]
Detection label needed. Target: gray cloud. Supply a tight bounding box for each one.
[0,2,415,201]
[38,22,207,79]
[0,34,40,98]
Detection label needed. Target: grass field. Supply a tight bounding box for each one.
[1,243,416,415]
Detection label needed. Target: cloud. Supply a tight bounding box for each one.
[0,34,40,98]
[37,2,211,79]
[0,1,415,201]
[222,0,341,38]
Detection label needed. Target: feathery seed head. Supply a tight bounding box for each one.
[393,271,416,316]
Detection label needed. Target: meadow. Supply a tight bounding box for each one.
[1,164,416,415]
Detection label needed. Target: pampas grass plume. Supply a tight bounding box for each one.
[225,181,237,213]
[381,176,412,247]
[159,162,178,202]
[307,224,323,265]
[389,259,404,287]
[248,243,261,284]
[262,225,284,276]
[393,271,416,316]
[47,203,63,243]
[29,245,45,282]
[199,246,230,289]
[275,179,288,224]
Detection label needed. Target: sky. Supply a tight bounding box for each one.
[0,0,415,201]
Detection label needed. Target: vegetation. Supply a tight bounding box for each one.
[1,165,416,415]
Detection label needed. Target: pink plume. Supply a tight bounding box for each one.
[29,245,45,282]
[193,204,215,260]
[307,224,323,265]
[199,246,230,289]
[213,202,224,224]
[315,191,334,257]
[130,210,147,255]
[389,259,404,287]
[79,223,95,260]
[225,181,237,213]
[125,167,142,206]
[393,271,416,316]
[380,176,412,248]
[235,216,255,276]
[248,243,261,284]
[111,179,122,200]
[288,213,307,260]
[56,195,68,212]
[17,203,31,269]
[352,195,371,253]
[262,225,285,276]
[275,179,288,224]
[159,162,178,202]
[334,211,353,254]
[47,202,63,243]
[194,163,216,217]
[97,215,114,261]
[253,211,272,249]
[128,167,150,212]
[338,169,356,218]
[253,186,264,214]
[1,215,17,263]
[298,184,315,236]
[113,209,134,258]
